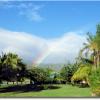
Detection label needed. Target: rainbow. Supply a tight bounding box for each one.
[33,47,51,66]
[32,39,63,66]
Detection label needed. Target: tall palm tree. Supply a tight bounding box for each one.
[95,24,100,67]
[79,24,100,68]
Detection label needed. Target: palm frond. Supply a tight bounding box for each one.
[86,32,94,43]
[79,45,90,58]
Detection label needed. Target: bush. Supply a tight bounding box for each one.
[88,68,100,96]
[71,64,91,86]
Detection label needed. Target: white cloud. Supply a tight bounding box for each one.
[0,28,47,63]
[42,32,87,64]
[0,28,87,64]
[0,1,44,21]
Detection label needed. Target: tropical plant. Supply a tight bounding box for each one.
[88,67,100,96]
[0,53,18,83]
[79,24,100,69]
[71,63,91,86]
[60,63,78,83]
[0,52,26,84]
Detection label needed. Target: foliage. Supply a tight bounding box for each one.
[88,67,100,96]
[43,68,54,83]
[79,24,100,68]
[0,52,27,83]
[27,67,47,84]
[27,67,62,84]
[52,72,61,84]
[71,64,91,84]
[60,63,78,83]
[72,24,100,88]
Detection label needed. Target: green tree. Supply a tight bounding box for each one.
[60,63,78,83]
[27,67,47,85]
[0,53,18,84]
[71,63,91,85]
[79,24,100,69]
[72,24,100,87]
[16,59,27,84]
[0,52,26,84]
[88,68,100,96]
[43,68,54,84]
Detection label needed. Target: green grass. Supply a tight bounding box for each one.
[0,84,91,97]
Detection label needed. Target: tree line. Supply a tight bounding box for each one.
[0,52,78,85]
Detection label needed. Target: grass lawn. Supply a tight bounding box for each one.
[0,84,91,97]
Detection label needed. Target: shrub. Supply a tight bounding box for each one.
[71,64,91,86]
[88,68,100,96]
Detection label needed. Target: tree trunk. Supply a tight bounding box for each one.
[98,50,100,67]
[93,49,97,69]
[93,55,97,69]
[96,50,100,68]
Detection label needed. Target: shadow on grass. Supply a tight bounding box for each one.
[0,84,61,93]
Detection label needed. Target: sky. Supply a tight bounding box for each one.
[0,1,100,65]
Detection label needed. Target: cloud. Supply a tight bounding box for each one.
[0,28,87,64]
[0,1,44,21]
[42,32,87,64]
[0,28,47,63]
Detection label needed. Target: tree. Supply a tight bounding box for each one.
[0,52,26,84]
[43,68,54,84]
[88,68,100,96]
[0,53,18,84]
[16,59,27,84]
[60,63,78,83]
[79,24,100,69]
[27,67,47,85]
[71,63,91,85]
[72,24,100,87]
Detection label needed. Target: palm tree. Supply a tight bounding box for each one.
[0,53,18,84]
[79,24,100,68]
[95,24,100,67]
[0,52,26,84]
[72,24,100,87]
